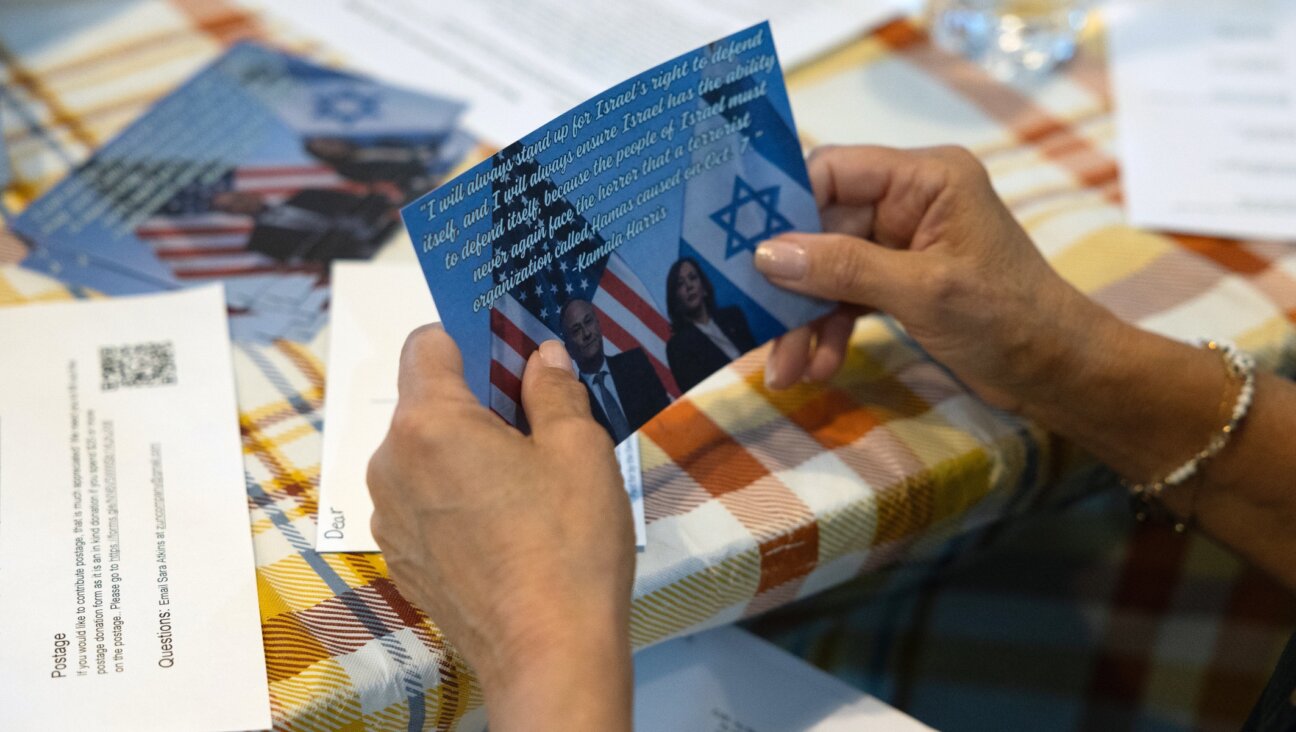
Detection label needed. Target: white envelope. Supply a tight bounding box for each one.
[635,626,935,731]
[317,262,439,553]
[0,285,270,731]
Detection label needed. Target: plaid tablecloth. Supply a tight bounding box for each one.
[2,4,1293,731]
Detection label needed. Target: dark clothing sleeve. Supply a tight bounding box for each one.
[667,306,757,393]
[717,306,756,353]
[1245,633,1296,732]
[667,327,715,394]
[611,348,670,432]
[246,189,391,263]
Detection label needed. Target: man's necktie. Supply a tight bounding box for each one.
[594,371,631,443]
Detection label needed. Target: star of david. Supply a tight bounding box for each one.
[314,89,380,126]
[709,176,794,259]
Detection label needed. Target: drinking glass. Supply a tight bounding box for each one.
[929,0,1094,82]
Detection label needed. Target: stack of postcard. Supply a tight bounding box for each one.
[11,43,473,343]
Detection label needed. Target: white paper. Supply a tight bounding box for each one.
[0,286,270,731]
[316,261,646,552]
[1109,0,1296,241]
[243,0,909,145]
[634,626,934,731]
[317,262,439,553]
[615,437,648,553]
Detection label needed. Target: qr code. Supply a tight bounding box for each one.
[99,342,177,391]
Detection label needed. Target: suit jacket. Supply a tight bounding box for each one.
[666,306,756,393]
[246,189,392,264]
[582,348,671,441]
[328,141,432,195]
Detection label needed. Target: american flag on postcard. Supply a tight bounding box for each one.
[136,163,360,281]
[485,152,680,427]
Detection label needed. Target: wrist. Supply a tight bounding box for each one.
[478,599,632,732]
[1020,305,1230,483]
[1009,280,1131,413]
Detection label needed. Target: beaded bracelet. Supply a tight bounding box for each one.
[1126,339,1256,532]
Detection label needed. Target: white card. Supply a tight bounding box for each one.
[1109,0,1296,241]
[0,286,270,731]
[634,626,934,731]
[316,261,647,552]
[317,262,439,553]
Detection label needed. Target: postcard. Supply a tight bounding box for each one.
[0,286,270,731]
[0,103,10,222]
[13,42,473,342]
[317,261,646,552]
[634,626,933,731]
[0,103,9,191]
[402,23,831,445]
[1109,0,1296,241]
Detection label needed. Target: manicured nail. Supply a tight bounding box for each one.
[538,340,573,373]
[755,239,808,280]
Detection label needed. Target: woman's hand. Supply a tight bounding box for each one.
[756,145,1296,594]
[756,145,1120,412]
[367,326,634,731]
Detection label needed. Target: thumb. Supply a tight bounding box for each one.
[520,340,602,438]
[755,232,920,314]
[397,323,475,408]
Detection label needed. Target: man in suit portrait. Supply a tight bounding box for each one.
[210,189,393,265]
[559,298,671,443]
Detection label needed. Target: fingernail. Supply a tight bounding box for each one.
[764,361,779,389]
[755,239,808,280]
[538,340,572,374]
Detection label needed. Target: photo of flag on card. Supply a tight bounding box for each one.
[403,23,829,444]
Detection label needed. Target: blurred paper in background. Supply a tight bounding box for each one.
[244,0,914,144]
[1109,0,1296,242]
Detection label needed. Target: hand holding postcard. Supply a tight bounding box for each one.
[402,23,829,443]
[317,263,647,553]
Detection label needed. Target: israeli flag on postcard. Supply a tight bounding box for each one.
[403,23,832,444]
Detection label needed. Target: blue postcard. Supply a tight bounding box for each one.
[403,23,829,443]
[0,106,8,191]
[0,102,10,219]
[14,43,472,342]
